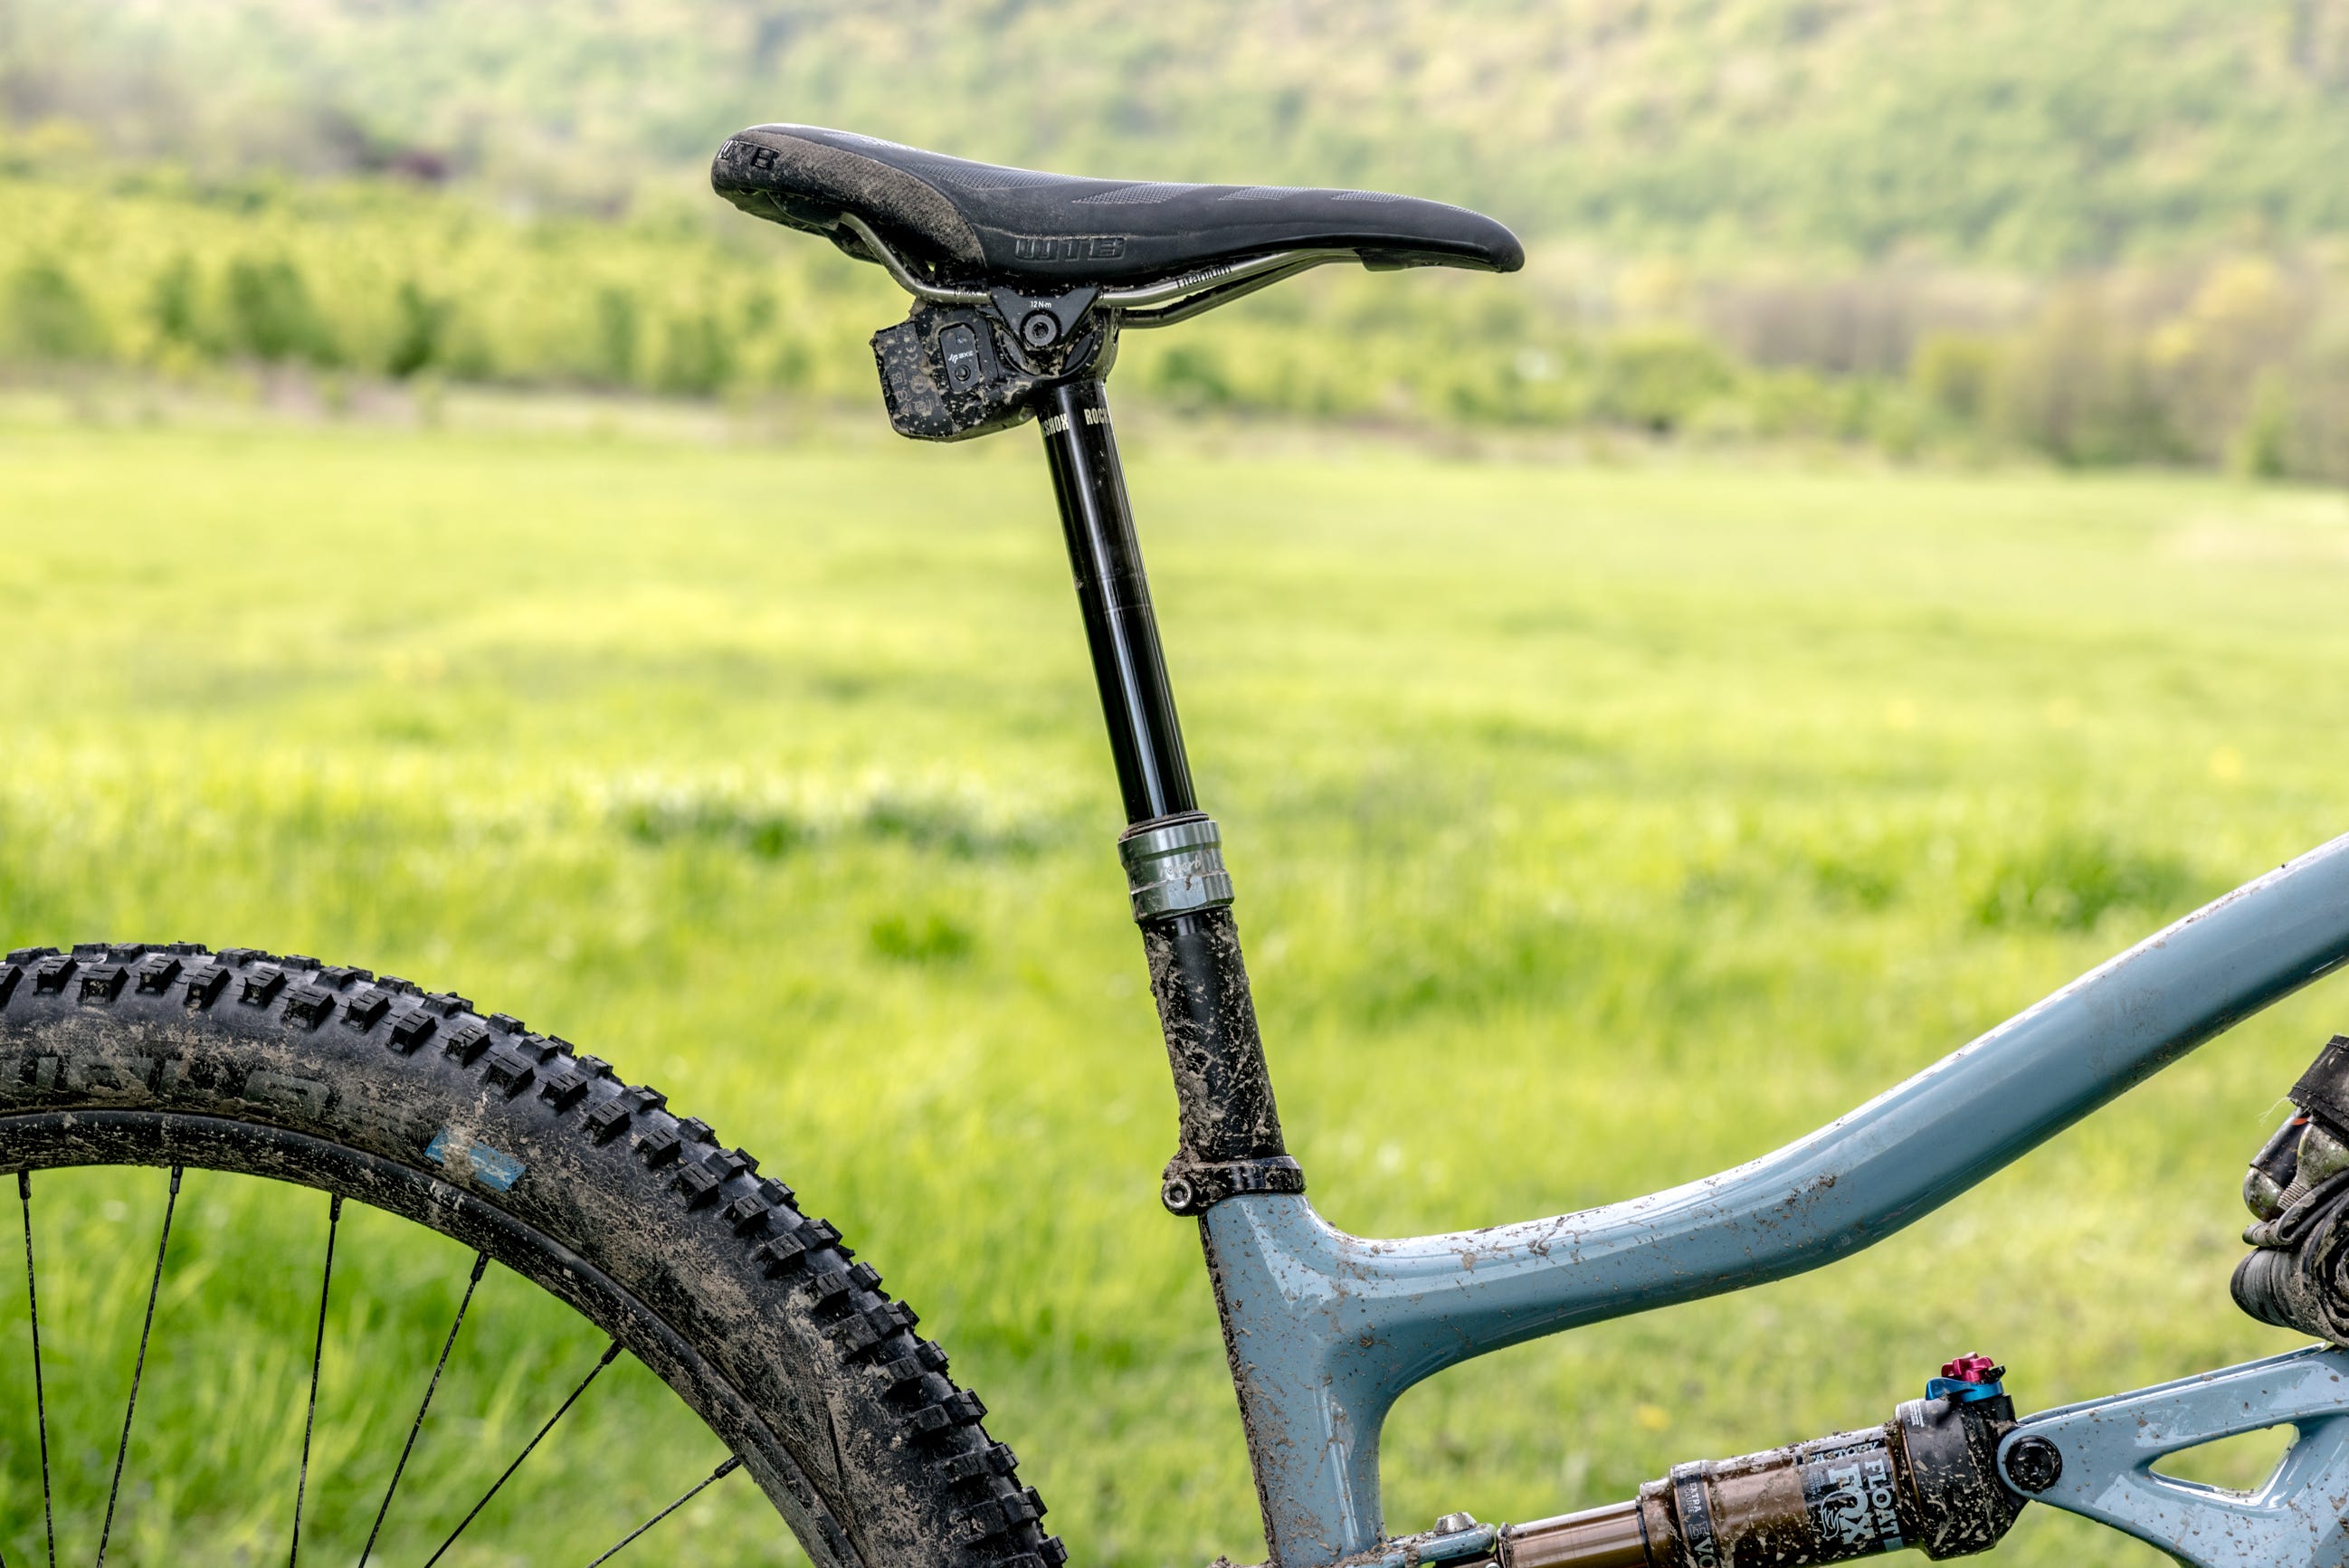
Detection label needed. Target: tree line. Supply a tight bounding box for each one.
[4,168,2345,484]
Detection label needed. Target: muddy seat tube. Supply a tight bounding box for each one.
[1037,380,1300,1216]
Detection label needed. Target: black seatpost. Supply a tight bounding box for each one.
[1037,379,1196,824]
[1037,379,1301,1219]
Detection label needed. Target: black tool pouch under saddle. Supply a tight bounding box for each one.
[2234,1034,2349,1343]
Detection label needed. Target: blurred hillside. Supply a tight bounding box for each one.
[4,0,2349,482]
[10,0,2349,264]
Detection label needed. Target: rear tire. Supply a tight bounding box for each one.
[0,941,1064,1568]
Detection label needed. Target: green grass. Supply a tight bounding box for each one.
[3,412,2349,1565]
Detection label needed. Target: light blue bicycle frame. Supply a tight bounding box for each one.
[1204,830,2349,1567]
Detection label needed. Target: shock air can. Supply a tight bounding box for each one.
[1629,1392,2021,1567]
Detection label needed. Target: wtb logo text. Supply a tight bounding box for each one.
[1013,236,1126,262]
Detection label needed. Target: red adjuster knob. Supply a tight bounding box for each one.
[1940,1354,2001,1383]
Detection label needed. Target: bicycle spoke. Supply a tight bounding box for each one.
[95,1164,183,1568]
[356,1251,488,1567]
[20,1173,54,1568]
[582,1455,742,1568]
[421,1339,622,1568]
[288,1193,342,1568]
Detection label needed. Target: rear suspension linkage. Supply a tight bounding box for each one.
[1338,1028,2349,1568]
[1333,1342,2349,1568]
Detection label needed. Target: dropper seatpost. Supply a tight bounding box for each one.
[1034,376,1298,1221]
[1035,378,1198,826]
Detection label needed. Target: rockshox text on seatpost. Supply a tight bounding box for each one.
[1038,378,1195,823]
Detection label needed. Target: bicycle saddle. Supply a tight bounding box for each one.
[711,124,1523,287]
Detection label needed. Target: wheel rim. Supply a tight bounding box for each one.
[0,1112,816,1567]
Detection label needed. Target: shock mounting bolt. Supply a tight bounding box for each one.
[2005,1435,2063,1494]
[1022,311,1059,347]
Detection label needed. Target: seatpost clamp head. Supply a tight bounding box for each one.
[1118,813,1235,923]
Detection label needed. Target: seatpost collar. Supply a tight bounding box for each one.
[1119,813,1234,923]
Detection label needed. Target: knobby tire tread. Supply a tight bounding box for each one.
[0,942,1064,1568]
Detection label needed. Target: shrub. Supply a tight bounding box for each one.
[2276,333,2349,484]
[1992,288,2176,466]
[655,309,732,395]
[1593,328,1740,432]
[1151,342,1233,410]
[1910,331,2002,422]
[385,280,452,377]
[594,287,638,385]
[2145,259,2311,464]
[1,260,107,361]
[147,253,203,347]
[222,255,339,365]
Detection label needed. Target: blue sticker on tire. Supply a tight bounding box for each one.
[424,1127,528,1192]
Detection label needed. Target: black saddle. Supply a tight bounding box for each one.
[711,124,1522,288]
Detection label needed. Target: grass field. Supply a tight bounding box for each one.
[4,407,2349,1565]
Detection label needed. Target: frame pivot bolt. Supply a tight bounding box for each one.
[1022,310,1060,347]
[2004,1434,2063,1494]
[1160,1174,1196,1213]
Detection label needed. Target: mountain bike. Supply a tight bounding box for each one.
[12,124,2349,1568]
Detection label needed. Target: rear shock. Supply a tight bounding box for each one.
[1431,1357,2026,1568]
